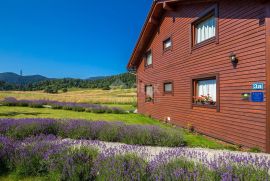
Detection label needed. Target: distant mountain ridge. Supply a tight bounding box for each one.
[0,72,49,85]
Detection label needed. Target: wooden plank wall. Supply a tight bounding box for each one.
[137,0,267,150]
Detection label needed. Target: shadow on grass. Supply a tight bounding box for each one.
[0,112,48,117]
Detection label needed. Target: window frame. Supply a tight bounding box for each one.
[191,73,220,112]
[145,84,154,103]
[191,4,219,49]
[144,49,153,68]
[163,81,174,95]
[163,36,173,52]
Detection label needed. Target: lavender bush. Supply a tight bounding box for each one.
[0,135,270,180]
[0,118,185,147]
[0,97,125,114]
[94,154,147,181]
[148,149,270,181]
[58,147,99,181]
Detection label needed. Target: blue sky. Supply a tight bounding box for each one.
[0,0,152,78]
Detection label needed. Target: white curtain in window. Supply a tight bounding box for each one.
[146,52,152,65]
[146,86,153,98]
[196,16,216,44]
[197,79,216,101]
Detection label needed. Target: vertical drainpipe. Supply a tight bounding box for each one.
[265,1,270,153]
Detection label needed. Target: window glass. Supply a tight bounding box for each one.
[164,38,172,49]
[146,85,153,98]
[195,15,216,44]
[146,51,152,66]
[164,83,173,92]
[197,79,216,102]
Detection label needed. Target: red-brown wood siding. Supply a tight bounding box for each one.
[136,0,267,150]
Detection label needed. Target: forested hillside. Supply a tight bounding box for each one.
[0,73,136,91]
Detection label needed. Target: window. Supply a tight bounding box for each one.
[192,74,220,111]
[192,5,218,47]
[164,82,173,94]
[145,85,154,102]
[163,38,172,51]
[145,50,152,67]
[195,15,216,44]
[196,79,216,102]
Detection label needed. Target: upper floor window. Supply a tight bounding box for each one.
[145,50,152,67]
[195,14,216,44]
[192,5,218,47]
[163,38,172,51]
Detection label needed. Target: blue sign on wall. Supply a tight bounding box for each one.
[252,83,264,90]
[251,92,264,102]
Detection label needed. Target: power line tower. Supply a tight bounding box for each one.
[20,70,23,76]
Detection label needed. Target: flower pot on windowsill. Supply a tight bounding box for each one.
[145,97,154,102]
[195,102,205,105]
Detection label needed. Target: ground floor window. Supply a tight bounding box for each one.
[164,81,173,94]
[145,85,154,102]
[192,74,219,111]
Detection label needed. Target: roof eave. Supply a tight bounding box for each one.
[127,1,162,70]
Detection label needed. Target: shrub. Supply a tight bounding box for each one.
[59,147,99,181]
[71,106,85,112]
[102,86,111,90]
[44,87,58,94]
[12,135,69,177]
[51,104,63,109]
[0,119,185,147]
[249,147,261,153]
[92,108,106,114]
[98,123,120,142]
[148,157,217,181]
[1,97,126,114]
[95,154,147,181]
[62,88,68,93]
[119,126,185,147]
[0,136,16,174]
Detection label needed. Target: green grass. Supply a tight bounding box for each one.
[0,174,47,181]
[183,131,237,150]
[0,106,159,126]
[102,104,136,111]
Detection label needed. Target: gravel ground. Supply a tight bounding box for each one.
[62,138,270,162]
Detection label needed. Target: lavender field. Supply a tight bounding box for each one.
[1,134,270,180]
[0,118,269,180]
[0,97,126,114]
[0,95,267,180]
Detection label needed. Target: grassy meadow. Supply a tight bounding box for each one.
[0,88,137,105]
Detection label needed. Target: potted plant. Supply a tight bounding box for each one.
[145,96,153,102]
[194,95,215,105]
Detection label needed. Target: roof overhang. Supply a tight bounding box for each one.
[126,0,230,70]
